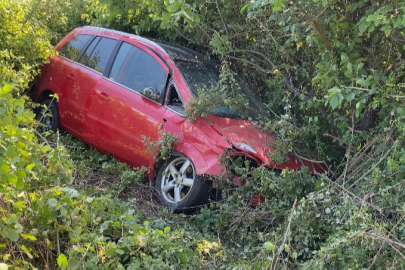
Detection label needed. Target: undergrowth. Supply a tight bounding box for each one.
[2,0,405,268]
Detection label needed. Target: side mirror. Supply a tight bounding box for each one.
[141,87,160,102]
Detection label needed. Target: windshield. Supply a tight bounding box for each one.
[176,60,268,120]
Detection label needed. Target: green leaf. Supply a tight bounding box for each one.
[182,10,194,21]
[346,62,352,75]
[8,174,18,185]
[11,157,20,165]
[167,2,183,13]
[271,0,284,12]
[6,228,19,242]
[19,245,33,259]
[16,178,24,189]
[6,146,16,158]
[330,95,339,110]
[16,170,26,178]
[358,20,370,34]
[1,164,9,175]
[9,214,18,223]
[60,207,68,217]
[1,84,12,94]
[346,92,355,102]
[263,241,276,251]
[48,198,57,207]
[26,163,36,170]
[21,234,37,241]
[355,100,366,117]
[100,221,111,233]
[241,3,250,13]
[397,108,405,116]
[40,145,52,153]
[382,25,391,36]
[57,254,68,269]
[116,249,125,255]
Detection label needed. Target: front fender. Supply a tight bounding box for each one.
[174,141,226,176]
[148,141,227,181]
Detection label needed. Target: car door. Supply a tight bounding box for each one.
[85,42,169,167]
[58,35,118,139]
[55,34,93,136]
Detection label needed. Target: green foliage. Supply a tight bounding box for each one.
[142,129,179,160]
[2,0,405,268]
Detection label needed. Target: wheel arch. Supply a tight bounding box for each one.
[32,80,60,103]
[38,90,56,103]
[150,141,226,181]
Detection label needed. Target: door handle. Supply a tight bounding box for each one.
[96,90,109,101]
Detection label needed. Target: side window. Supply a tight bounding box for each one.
[78,37,100,66]
[80,37,117,73]
[109,42,132,80]
[59,34,92,61]
[166,84,185,115]
[109,42,168,103]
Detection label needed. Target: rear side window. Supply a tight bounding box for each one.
[79,37,100,66]
[109,42,167,102]
[59,34,92,61]
[80,37,117,73]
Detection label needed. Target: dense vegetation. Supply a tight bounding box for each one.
[1,0,405,268]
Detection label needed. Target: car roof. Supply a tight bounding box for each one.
[155,42,207,63]
[82,26,209,64]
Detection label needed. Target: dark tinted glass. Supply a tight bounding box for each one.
[109,42,132,80]
[78,37,100,66]
[59,34,92,61]
[176,61,267,120]
[83,37,117,73]
[110,42,167,100]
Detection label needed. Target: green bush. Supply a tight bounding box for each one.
[2,0,405,268]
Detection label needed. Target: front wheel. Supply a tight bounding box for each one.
[155,155,211,213]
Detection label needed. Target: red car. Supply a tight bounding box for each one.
[32,27,324,212]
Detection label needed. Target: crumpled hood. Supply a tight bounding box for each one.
[207,115,275,163]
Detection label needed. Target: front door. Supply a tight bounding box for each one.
[85,42,169,167]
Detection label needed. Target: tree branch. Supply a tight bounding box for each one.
[227,55,274,74]
[225,49,276,68]
[293,0,333,51]
[215,0,229,35]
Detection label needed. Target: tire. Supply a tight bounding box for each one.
[36,98,60,132]
[155,155,211,213]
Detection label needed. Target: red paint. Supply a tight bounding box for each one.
[252,194,266,206]
[32,26,327,186]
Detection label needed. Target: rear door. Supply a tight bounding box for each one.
[59,35,118,139]
[56,34,93,136]
[85,42,169,167]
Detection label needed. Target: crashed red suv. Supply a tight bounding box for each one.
[32,26,324,212]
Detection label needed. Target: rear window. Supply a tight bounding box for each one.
[59,34,92,61]
[80,37,117,74]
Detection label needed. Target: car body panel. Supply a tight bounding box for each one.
[86,77,167,167]
[162,110,231,177]
[207,115,275,161]
[61,60,102,136]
